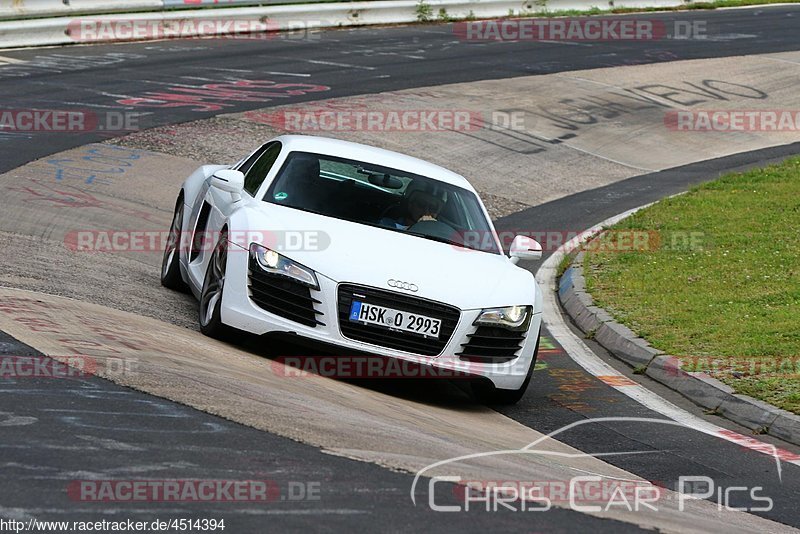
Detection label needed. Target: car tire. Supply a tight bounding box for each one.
[161,201,188,292]
[199,230,235,340]
[472,331,540,406]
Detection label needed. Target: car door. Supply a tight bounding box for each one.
[185,142,283,293]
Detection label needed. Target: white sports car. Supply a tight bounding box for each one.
[161,135,544,404]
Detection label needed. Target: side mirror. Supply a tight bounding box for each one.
[509,235,543,264]
[210,169,245,198]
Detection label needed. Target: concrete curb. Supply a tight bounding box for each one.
[558,250,800,446]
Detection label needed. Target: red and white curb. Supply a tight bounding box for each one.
[537,206,800,468]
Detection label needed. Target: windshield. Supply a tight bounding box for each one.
[264,151,500,255]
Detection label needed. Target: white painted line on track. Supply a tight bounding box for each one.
[263,71,312,77]
[538,39,592,46]
[301,58,376,71]
[536,205,800,469]
[761,55,800,66]
[207,67,255,73]
[551,142,657,172]
[0,55,25,65]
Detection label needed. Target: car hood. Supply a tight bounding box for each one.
[243,203,537,310]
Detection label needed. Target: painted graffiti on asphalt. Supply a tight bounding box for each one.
[0,53,146,79]
[533,79,767,130]
[460,78,769,154]
[46,145,143,185]
[116,79,331,112]
[11,179,161,222]
[9,145,160,221]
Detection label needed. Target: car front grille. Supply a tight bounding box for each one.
[337,284,460,356]
[248,256,324,328]
[457,326,525,363]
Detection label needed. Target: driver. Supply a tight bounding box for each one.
[380,181,447,230]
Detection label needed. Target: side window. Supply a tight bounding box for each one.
[237,144,269,176]
[241,142,282,196]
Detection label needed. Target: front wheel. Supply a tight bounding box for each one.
[472,332,540,405]
[199,231,234,340]
[161,201,188,291]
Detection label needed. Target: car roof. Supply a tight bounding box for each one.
[273,135,475,191]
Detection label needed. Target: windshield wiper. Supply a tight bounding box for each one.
[405,231,500,255]
[405,231,472,250]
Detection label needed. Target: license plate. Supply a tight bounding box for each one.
[349,301,441,338]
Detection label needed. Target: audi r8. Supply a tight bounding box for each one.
[161,135,544,403]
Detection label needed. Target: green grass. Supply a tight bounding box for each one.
[557,252,575,278]
[583,157,800,414]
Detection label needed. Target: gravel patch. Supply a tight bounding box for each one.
[107,113,531,220]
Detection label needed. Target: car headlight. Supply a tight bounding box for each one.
[474,305,531,331]
[249,243,319,290]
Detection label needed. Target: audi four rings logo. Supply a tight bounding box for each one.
[388,279,418,292]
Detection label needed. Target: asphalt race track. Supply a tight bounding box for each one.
[2,6,800,532]
[2,6,800,173]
